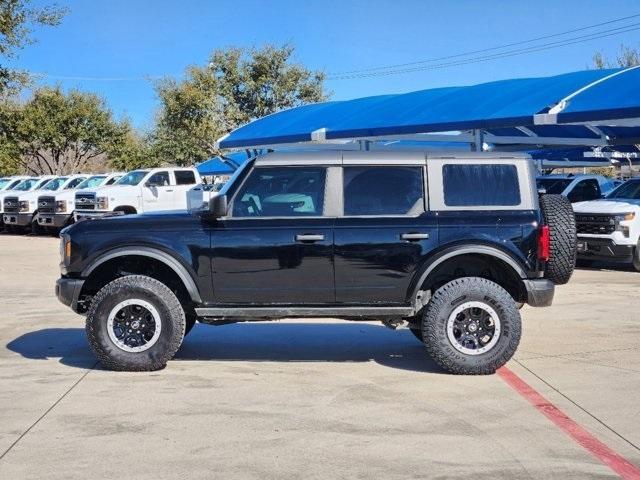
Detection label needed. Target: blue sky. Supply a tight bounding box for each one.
[10,0,640,130]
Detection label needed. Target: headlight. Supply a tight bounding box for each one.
[614,212,635,237]
[97,196,108,210]
[19,200,29,212]
[56,200,67,213]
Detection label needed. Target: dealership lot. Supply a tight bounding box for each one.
[0,234,639,479]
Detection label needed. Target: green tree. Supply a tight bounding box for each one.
[152,44,327,165]
[3,86,137,175]
[593,44,640,69]
[106,120,157,171]
[0,0,66,96]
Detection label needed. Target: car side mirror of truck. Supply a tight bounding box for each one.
[209,194,228,218]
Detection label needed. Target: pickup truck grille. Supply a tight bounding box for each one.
[3,196,19,213]
[75,193,96,210]
[576,214,616,235]
[38,195,56,214]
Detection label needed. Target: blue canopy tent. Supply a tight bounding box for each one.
[216,67,640,153]
[196,151,249,175]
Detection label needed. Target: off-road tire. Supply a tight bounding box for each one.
[86,275,186,371]
[539,194,576,285]
[422,277,521,375]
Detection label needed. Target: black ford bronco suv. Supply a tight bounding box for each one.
[56,151,576,374]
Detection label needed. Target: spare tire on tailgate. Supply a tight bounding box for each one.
[539,194,576,285]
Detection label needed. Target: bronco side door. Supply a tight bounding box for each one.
[333,152,439,305]
[209,155,339,304]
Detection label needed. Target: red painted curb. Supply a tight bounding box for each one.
[498,367,640,480]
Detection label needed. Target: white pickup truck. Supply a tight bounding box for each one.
[3,175,87,232]
[2,176,57,231]
[74,167,201,220]
[573,178,640,270]
[37,172,123,230]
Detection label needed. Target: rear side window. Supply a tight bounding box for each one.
[148,171,170,186]
[175,170,196,185]
[344,166,424,216]
[443,164,520,206]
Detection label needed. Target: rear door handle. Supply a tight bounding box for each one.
[295,234,325,242]
[401,233,430,241]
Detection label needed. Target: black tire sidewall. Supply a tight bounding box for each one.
[423,278,521,374]
[87,276,185,370]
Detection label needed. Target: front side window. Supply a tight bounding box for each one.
[147,171,170,187]
[443,164,520,206]
[536,178,572,194]
[175,170,196,185]
[343,166,424,216]
[0,178,10,189]
[232,167,326,217]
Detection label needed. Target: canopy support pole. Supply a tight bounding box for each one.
[472,129,484,152]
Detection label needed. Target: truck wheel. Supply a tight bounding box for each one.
[539,194,576,285]
[422,277,521,375]
[86,275,186,371]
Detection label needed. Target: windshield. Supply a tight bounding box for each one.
[536,178,573,194]
[218,161,251,197]
[13,178,40,191]
[42,177,68,191]
[116,171,147,186]
[606,180,640,200]
[76,175,106,189]
[0,178,10,189]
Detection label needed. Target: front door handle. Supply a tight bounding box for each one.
[295,234,325,242]
[401,232,430,241]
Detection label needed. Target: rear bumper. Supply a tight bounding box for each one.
[523,279,555,307]
[576,237,634,263]
[55,277,85,311]
[37,213,70,228]
[3,213,32,226]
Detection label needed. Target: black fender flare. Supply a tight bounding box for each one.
[408,244,528,303]
[81,246,202,303]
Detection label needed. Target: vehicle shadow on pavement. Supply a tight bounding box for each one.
[6,323,445,373]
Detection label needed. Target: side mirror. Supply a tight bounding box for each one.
[209,194,228,218]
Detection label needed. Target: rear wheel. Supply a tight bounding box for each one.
[633,246,640,272]
[539,194,576,285]
[86,275,186,371]
[422,277,521,375]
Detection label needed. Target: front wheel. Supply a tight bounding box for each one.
[422,277,521,375]
[633,247,640,272]
[86,275,186,371]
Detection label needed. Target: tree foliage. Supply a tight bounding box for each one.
[152,44,328,165]
[0,86,143,175]
[0,0,66,96]
[593,44,640,69]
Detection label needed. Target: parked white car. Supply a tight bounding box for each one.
[37,172,123,230]
[75,167,202,220]
[574,178,640,270]
[3,175,86,232]
[1,176,57,230]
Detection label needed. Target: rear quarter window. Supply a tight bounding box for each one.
[443,164,521,206]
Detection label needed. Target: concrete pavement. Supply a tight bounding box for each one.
[0,235,638,479]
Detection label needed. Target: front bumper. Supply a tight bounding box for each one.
[3,213,33,226]
[523,279,555,307]
[37,213,71,228]
[576,237,634,263]
[55,277,85,311]
[74,210,123,222]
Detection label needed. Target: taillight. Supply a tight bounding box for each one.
[538,225,550,261]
